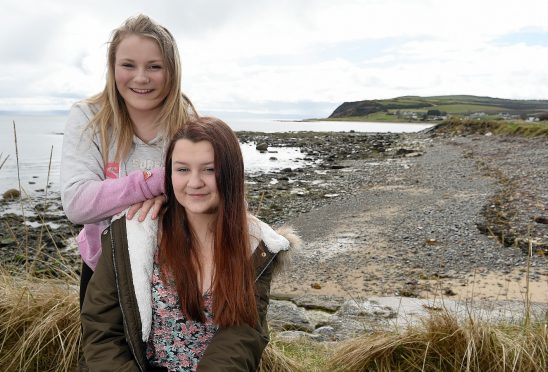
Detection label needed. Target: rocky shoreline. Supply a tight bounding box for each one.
[0,130,413,275]
[239,130,407,225]
[1,129,546,339]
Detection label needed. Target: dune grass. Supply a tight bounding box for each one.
[0,266,302,371]
[0,152,8,170]
[259,339,305,372]
[1,241,544,372]
[0,268,81,371]
[326,310,547,372]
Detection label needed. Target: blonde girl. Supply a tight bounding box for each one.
[61,14,196,306]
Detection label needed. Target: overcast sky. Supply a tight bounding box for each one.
[1,0,548,118]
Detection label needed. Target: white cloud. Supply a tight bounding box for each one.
[1,0,548,116]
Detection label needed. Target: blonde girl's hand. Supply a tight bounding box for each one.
[126,194,166,222]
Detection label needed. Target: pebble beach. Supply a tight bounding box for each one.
[0,129,546,304]
[271,132,547,303]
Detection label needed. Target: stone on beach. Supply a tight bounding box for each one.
[255,142,268,151]
[2,188,20,200]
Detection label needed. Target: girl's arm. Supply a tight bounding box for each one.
[196,324,268,371]
[61,103,164,225]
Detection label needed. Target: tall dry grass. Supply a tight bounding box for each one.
[2,122,82,370]
[0,268,81,371]
[0,267,301,372]
[0,152,8,171]
[326,309,547,372]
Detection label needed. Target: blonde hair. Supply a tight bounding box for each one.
[87,14,196,165]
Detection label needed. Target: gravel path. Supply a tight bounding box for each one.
[272,134,547,302]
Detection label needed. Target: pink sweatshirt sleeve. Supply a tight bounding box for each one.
[61,103,166,225]
[63,167,165,225]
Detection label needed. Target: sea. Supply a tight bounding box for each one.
[0,114,433,198]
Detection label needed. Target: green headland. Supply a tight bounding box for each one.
[311,94,548,123]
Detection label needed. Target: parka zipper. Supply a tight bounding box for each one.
[255,252,278,282]
[110,228,146,372]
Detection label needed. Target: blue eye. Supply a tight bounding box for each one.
[149,64,163,70]
[205,167,215,173]
[121,63,134,68]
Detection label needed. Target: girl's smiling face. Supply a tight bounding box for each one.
[114,34,167,118]
[171,139,220,217]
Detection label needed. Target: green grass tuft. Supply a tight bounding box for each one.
[269,336,331,371]
[435,119,548,137]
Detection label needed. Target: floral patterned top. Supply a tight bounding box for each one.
[146,258,218,371]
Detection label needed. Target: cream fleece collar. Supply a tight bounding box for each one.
[112,210,290,341]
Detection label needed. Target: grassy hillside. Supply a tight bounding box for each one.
[327,95,548,120]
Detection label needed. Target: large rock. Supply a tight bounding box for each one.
[305,309,332,329]
[336,299,397,318]
[312,326,338,341]
[321,316,374,340]
[256,143,269,151]
[292,294,345,312]
[275,330,321,342]
[267,300,313,332]
[318,299,398,340]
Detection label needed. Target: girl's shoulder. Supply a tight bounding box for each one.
[71,100,100,117]
[64,101,104,142]
[247,215,301,254]
[248,215,301,278]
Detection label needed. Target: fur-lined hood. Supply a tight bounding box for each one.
[111,210,301,341]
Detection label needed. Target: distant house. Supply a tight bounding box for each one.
[469,112,487,119]
[495,112,521,120]
[399,111,420,120]
[424,115,447,121]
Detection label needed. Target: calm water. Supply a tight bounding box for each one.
[0,114,432,197]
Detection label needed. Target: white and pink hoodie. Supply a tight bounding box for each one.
[61,102,166,270]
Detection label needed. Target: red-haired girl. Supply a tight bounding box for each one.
[81,117,299,371]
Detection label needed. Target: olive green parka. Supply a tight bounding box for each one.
[80,213,297,371]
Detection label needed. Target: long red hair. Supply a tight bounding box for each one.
[160,116,257,327]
